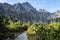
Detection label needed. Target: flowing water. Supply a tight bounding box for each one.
[15,31,28,40]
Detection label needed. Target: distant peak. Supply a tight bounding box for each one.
[55,10,60,13]
[39,9,48,13]
[57,10,60,13]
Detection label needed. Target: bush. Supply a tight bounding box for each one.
[0,16,28,40]
[27,22,60,40]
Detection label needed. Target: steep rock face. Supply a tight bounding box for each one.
[38,9,60,23]
[39,9,51,23]
[54,10,60,18]
[22,2,41,23]
[2,3,12,8]
[54,10,60,22]
[0,2,59,23]
[13,3,26,12]
[22,2,36,11]
[0,2,41,23]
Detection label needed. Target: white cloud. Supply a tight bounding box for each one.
[0,0,28,4]
[0,0,19,4]
[0,0,7,3]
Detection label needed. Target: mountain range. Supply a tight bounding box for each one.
[0,2,60,23]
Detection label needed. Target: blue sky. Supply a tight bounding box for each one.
[0,0,60,12]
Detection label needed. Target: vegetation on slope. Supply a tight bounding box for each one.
[27,22,60,40]
[0,15,60,40]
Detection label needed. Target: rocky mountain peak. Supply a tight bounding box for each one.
[0,3,12,8]
[54,10,60,17]
[22,2,32,7]
[0,2,57,23]
[14,3,21,6]
[56,10,60,13]
[39,9,48,13]
[13,3,26,11]
[21,2,35,11]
